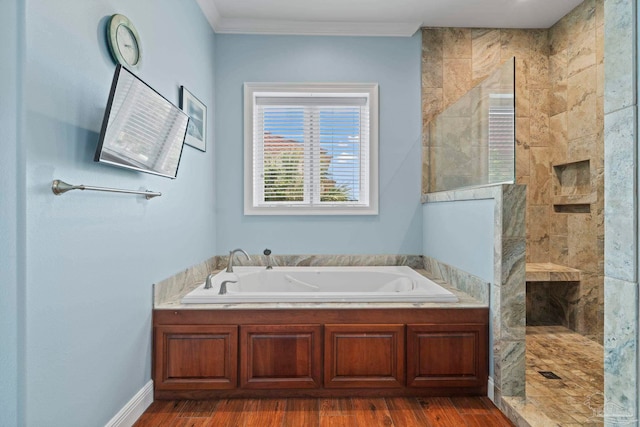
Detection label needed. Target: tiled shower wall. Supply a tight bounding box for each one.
[546,0,605,344]
[603,0,638,422]
[421,0,604,342]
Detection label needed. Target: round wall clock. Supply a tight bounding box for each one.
[106,14,142,69]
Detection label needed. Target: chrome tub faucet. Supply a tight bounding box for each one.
[226,248,250,273]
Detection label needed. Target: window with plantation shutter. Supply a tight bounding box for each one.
[244,83,379,215]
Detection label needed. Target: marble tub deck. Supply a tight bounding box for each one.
[154,268,487,310]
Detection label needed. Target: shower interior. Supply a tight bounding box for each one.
[421,0,604,423]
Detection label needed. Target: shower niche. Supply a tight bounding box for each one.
[552,159,594,214]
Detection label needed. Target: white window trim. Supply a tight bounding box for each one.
[244,82,379,216]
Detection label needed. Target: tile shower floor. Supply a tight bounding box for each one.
[506,325,604,426]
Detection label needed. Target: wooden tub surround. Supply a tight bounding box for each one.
[153,308,488,399]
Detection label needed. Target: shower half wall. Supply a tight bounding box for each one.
[421,0,604,343]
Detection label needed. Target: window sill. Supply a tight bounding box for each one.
[244,206,378,216]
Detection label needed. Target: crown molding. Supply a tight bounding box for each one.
[215,19,420,37]
[196,0,584,35]
[195,0,222,32]
[193,2,421,38]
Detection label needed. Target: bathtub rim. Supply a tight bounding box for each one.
[180,265,460,304]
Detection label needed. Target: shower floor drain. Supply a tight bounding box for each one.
[538,371,561,380]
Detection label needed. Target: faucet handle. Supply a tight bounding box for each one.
[263,248,271,256]
[219,279,237,295]
[204,272,216,289]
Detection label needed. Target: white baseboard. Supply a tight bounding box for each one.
[105,380,154,427]
[487,377,495,401]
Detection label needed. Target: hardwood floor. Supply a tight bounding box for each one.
[134,397,514,426]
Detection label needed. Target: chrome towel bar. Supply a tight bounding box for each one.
[51,179,161,199]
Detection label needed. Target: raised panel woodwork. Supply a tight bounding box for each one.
[324,324,404,388]
[154,325,237,390]
[240,324,322,389]
[406,324,488,388]
[153,308,489,398]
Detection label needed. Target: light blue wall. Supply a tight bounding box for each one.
[423,198,495,379]
[18,1,216,425]
[1,1,24,425]
[423,199,495,283]
[214,33,423,255]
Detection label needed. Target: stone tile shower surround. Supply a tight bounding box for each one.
[602,0,638,423]
[421,0,604,344]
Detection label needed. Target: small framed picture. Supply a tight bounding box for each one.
[180,86,207,152]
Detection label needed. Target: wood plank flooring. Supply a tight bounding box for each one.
[134,397,514,426]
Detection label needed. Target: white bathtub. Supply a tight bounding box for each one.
[180,266,458,304]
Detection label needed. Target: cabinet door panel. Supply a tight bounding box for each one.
[324,324,404,388]
[240,324,322,389]
[407,324,487,388]
[154,325,237,390]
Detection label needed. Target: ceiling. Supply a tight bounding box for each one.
[195,0,584,37]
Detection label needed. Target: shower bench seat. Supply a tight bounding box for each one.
[525,263,581,282]
[153,307,488,399]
